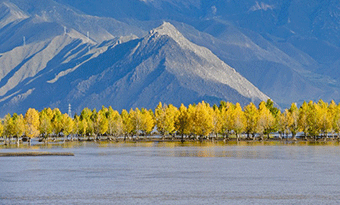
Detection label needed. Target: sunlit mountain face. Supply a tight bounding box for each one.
[0,0,339,115]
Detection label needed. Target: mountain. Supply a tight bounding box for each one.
[0,22,269,116]
[0,0,340,115]
[54,0,340,107]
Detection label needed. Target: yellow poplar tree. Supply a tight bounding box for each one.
[62,114,74,138]
[130,108,142,138]
[78,118,88,138]
[39,109,53,140]
[220,102,235,139]
[335,103,340,139]
[186,104,196,137]
[97,107,108,138]
[257,101,275,140]
[107,107,123,139]
[25,108,40,141]
[210,107,222,138]
[306,101,319,139]
[317,99,332,138]
[121,109,133,139]
[141,108,154,136]
[328,100,338,138]
[298,101,309,139]
[155,103,178,139]
[244,102,258,140]
[192,102,213,138]
[233,103,246,140]
[0,120,3,139]
[80,108,94,139]
[175,104,190,139]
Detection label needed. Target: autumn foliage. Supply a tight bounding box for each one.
[1,99,340,144]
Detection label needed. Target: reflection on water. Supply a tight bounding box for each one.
[1,140,340,150]
[1,141,340,204]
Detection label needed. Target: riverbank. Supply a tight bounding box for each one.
[1,137,340,149]
[1,135,340,146]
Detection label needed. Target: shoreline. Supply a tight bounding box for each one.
[1,136,339,147]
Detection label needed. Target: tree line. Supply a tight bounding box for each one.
[1,99,340,145]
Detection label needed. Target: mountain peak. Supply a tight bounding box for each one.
[150,21,183,40]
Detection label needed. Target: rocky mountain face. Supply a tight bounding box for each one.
[55,0,340,107]
[0,2,268,116]
[0,0,339,115]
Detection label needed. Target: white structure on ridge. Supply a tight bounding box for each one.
[68,104,72,118]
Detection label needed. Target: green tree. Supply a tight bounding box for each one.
[288,103,299,140]
[51,108,64,140]
[265,99,279,118]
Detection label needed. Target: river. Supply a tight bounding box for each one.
[1,141,340,204]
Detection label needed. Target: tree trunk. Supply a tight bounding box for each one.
[259,134,263,141]
[292,133,297,141]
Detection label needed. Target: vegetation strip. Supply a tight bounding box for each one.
[1,99,340,145]
[0,152,74,157]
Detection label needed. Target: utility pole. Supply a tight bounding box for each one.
[68,104,72,118]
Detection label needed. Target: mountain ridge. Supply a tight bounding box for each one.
[0,21,269,116]
[0,0,339,115]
